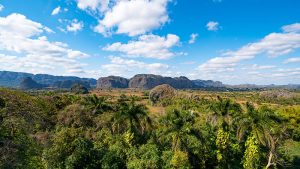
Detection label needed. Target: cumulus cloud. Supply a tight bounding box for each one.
[206,21,219,31]
[189,33,198,44]
[93,0,169,36]
[66,19,84,32]
[76,0,110,13]
[283,57,300,64]
[101,56,169,76]
[51,6,61,15]
[282,23,300,33]
[0,13,89,75]
[197,26,300,74]
[0,4,4,11]
[103,34,180,59]
[0,13,53,37]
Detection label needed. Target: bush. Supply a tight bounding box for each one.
[71,84,89,94]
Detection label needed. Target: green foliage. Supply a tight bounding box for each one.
[279,139,300,168]
[242,134,261,169]
[71,84,88,94]
[0,88,299,168]
[112,96,151,135]
[43,127,103,169]
[0,97,5,109]
[216,128,230,165]
[127,143,161,169]
[0,116,44,169]
[170,151,191,169]
[83,94,112,115]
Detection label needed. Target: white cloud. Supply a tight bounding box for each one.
[193,23,300,83]
[76,0,110,13]
[283,57,300,64]
[101,56,169,77]
[0,13,89,76]
[0,4,4,11]
[0,54,87,76]
[189,33,198,44]
[250,64,276,70]
[67,50,89,59]
[198,30,300,74]
[66,19,84,32]
[282,23,300,33]
[0,13,53,37]
[51,6,61,15]
[206,21,219,31]
[93,0,169,36]
[103,34,180,59]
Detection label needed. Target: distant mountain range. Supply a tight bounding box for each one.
[0,71,299,90]
[0,71,96,89]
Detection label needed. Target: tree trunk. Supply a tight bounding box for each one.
[266,151,274,169]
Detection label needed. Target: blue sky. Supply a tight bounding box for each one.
[0,0,299,84]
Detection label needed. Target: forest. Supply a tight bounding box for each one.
[0,87,299,169]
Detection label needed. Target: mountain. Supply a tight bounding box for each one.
[52,80,91,89]
[20,77,46,90]
[0,71,33,87]
[97,76,129,88]
[127,74,196,89]
[1,71,299,90]
[0,71,97,88]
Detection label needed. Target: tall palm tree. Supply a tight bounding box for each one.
[208,96,242,130]
[84,94,112,115]
[236,102,281,168]
[159,109,202,151]
[236,102,275,148]
[112,96,151,134]
[158,109,205,167]
[207,96,242,168]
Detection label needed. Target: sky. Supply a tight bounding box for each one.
[0,0,299,85]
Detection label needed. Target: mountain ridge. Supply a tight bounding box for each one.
[0,71,299,90]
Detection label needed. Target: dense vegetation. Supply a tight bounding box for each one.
[0,88,299,169]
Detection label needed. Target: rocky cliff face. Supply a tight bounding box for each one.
[128,74,164,89]
[97,76,129,88]
[128,74,196,89]
[20,77,46,90]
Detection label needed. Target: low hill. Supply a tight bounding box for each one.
[20,77,46,90]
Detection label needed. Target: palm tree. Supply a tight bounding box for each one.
[237,103,275,148]
[208,96,242,130]
[159,109,202,151]
[236,102,281,168]
[158,109,205,167]
[84,94,112,115]
[112,96,151,134]
[207,96,242,168]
